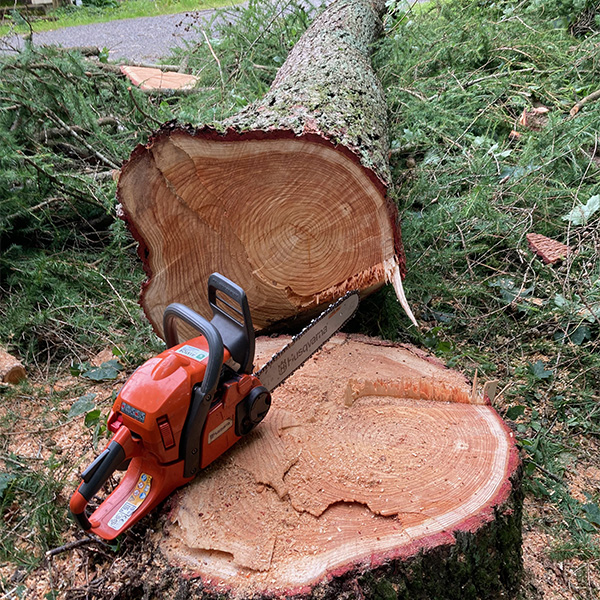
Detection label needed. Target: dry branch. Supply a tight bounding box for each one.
[570,88,600,116]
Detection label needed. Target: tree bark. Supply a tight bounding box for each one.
[156,334,522,599]
[117,0,415,337]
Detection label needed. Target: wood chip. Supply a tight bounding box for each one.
[526,233,571,265]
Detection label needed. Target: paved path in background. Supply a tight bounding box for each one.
[0,9,225,63]
[0,1,419,63]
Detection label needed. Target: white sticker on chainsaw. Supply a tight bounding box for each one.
[175,345,209,362]
[107,473,152,531]
[208,418,233,444]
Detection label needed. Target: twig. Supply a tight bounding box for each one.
[251,62,278,72]
[18,152,103,207]
[531,461,566,486]
[45,45,101,57]
[0,586,20,600]
[395,86,428,101]
[125,61,181,72]
[37,116,118,141]
[463,67,534,89]
[127,86,162,125]
[46,537,110,558]
[44,110,120,170]
[5,196,64,221]
[91,62,122,75]
[570,88,600,117]
[202,29,225,92]
[90,266,137,326]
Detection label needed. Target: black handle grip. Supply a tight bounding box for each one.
[71,440,126,530]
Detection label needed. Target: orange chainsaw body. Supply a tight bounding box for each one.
[70,275,270,540]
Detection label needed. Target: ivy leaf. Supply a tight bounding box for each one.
[68,393,97,419]
[529,360,553,380]
[81,359,122,381]
[0,472,17,499]
[84,408,101,427]
[506,405,526,420]
[562,195,600,225]
[569,325,591,346]
[582,502,600,528]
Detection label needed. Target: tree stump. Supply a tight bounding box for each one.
[117,0,416,338]
[158,335,522,599]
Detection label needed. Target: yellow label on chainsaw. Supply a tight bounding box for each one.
[107,473,152,531]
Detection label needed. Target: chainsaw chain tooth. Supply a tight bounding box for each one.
[254,291,359,391]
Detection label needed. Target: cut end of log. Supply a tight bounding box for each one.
[120,66,199,91]
[117,0,411,336]
[118,129,404,336]
[0,348,26,384]
[159,335,521,599]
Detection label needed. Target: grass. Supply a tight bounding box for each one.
[372,0,600,575]
[0,0,237,37]
[0,0,599,596]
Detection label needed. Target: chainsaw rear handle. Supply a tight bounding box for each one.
[163,302,225,477]
[207,273,255,374]
[70,426,137,531]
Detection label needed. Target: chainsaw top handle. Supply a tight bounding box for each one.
[163,303,224,398]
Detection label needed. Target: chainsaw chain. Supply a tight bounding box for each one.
[254,290,358,391]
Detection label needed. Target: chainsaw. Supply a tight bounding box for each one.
[70,273,359,540]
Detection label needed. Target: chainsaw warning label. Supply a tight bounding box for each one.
[176,345,209,362]
[121,402,146,423]
[107,473,152,531]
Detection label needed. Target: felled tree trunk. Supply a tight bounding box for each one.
[158,335,522,599]
[117,0,416,337]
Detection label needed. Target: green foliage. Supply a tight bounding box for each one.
[171,0,319,123]
[0,452,67,566]
[82,0,118,8]
[0,47,171,364]
[377,0,600,567]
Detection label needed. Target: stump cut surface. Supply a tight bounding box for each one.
[160,335,520,598]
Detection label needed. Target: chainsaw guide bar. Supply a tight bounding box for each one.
[255,291,360,392]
